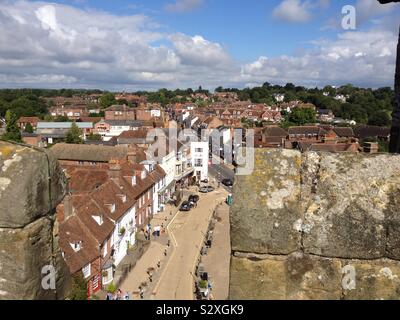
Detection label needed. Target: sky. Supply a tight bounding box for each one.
[0,0,399,90]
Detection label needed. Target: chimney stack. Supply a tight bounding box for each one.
[109,159,121,178]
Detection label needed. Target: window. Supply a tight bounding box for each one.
[93,275,100,290]
[195,159,203,167]
[82,264,91,279]
[71,241,82,252]
[103,241,108,257]
[195,148,203,153]
[92,215,103,226]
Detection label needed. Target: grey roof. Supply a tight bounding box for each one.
[105,120,143,127]
[51,143,129,162]
[37,122,93,129]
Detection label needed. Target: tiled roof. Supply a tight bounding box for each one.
[288,126,327,135]
[51,143,129,162]
[333,127,355,137]
[59,215,100,274]
[354,126,390,139]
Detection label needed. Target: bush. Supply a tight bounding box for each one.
[107,282,117,294]
[199,280,208,289]
[68,273,88,300]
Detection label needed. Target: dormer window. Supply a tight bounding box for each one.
[106,203,116,213]
[92,215,103,226]
[141,171,147,179]
[70,241,82,252]
[117,194,127,203]
[131,176,136,186]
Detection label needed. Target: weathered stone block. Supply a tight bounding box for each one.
[0,142,69,300]
[231,149,302,254]
[230,253,342,300]
[0,142,66,228]
[342,260,400,300]
[230,149,400,300]
[303,153,400,260]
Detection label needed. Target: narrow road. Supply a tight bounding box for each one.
[152,188,228,300]
[208,155,235,192]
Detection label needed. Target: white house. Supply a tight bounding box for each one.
[112,205,136,266]
[274,94,285,102]
[95,120,143,141]
[191,141,209,182]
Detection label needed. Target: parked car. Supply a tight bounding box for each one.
[222,179,233,187]
[199,186,215,193]
[179,201,192,212]
[188,195,200,203]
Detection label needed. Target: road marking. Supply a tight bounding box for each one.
[167,208,180,247]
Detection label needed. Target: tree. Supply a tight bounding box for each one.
[24,122,34,134]
[2,110,22,142]
[87,132,102,141]
[65,122,83,144]
[288,108,317,126]
[100,93,116,109]
[68,273,88,300]
[368,111,391,127]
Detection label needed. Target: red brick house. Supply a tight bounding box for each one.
[261,110,283,123]
[17,116,40,130]
[105,105,136,121]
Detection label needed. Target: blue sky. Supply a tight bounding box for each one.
[0,0,399,90]
[29,0,360,59]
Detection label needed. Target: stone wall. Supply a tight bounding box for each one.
[0,141,70,300]
[230,149,400,300]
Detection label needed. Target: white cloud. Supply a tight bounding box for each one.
[169,33,232,67]
[272,0,332,23]
[165,0,203,13]
[241,30,397,88]
[272,0,312,23]
[356,0,398,24]
[0,0,397,90]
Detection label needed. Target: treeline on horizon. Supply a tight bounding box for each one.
[0,82,394,127]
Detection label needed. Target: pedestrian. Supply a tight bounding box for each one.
[164,249,167,256]
[157,261,161,268]
[167,240,170,247]
[124,292,130,300]
[149,274,153,283]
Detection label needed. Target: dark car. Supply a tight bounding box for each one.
[199,186,215,193]
[188,195,200,203]
[222,179,233,187]
[179,201,192,212]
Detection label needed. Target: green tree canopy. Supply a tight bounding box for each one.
[100,93,116,109]
[2,110,22,143]
[65,122,83,144]
[68,273,88,300]
[368,111,391,127]
[24,122,34,134]
[288,108,317,126]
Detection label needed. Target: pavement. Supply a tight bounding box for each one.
[119,186,229,300]
[119,204,178,299]
[199,203,231,300]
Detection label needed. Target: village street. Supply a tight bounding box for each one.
[120,185,229,300]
